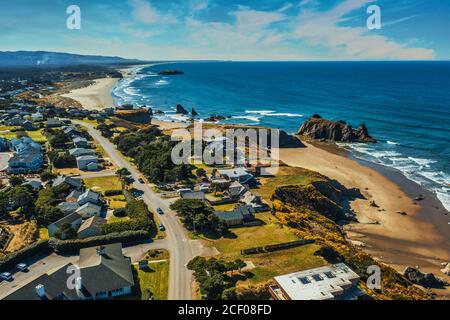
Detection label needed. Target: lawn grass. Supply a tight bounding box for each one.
[257,166,323,203]
[107,194,127,209]
[0,131,18,139]
[83,175,122,194]
[26,130,47,143]
[212,203,237,211]
[133,260,169,300]
[107,215,130,223]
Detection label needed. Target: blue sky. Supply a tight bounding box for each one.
[0,0,449,60]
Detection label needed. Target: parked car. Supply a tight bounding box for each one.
[159,223,165,231]
[0,272,13,281]
[157,208,164,215]
[16,263,28,272]
[138,178,145,184]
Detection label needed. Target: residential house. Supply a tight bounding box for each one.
[63,126,81,137]
[77,189,101,206]
[48,213,83,238]
[213,205,255,227]
[53,175,84,190]
[69,148,95,158]
[57,202,80,216]
[66,190,83,202]
[240,191,269,212]
[219,168,254,184]
[227,181,248,200]
[21,120,38,131]
[75,202,102,218]
[73,137,88,148]
[268,263,361,300]
[76,155,99,171]
[46,118,63,128]
[4,243,135,300]
[77,216,106,239]
[8,151,43,173]
[30,112,44,121]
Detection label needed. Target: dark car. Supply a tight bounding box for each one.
[138,178,145,184]
[157,208,164,215]
[159,223,165,231]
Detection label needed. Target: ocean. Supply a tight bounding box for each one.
[112,61,450,211]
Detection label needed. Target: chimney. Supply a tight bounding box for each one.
[35,284,46,299]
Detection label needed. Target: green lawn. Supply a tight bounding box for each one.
[83,176,122,194]
[133,260,169,300]
[257,166,323,202]
[107,194,127,209]
[26,130,47,143]
[39,227,49,240]
[107,215,130,224]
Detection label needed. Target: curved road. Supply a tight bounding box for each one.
[74,120,201,300]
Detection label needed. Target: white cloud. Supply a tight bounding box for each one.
[130,0,177,25]
[231,8,287,33]
[293,0,435,60]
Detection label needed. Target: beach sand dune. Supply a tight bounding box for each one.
[278,142,450,287]
[61,77,118,110]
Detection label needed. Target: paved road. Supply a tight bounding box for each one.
[0,240,166,300]
[74,120,201,300]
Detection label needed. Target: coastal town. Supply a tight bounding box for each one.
[0,59,449,302]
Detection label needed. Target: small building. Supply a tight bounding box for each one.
[75,202,102,219]
[76,155,99,171]
[219,168,254,184]
[227,181,247,200]
[268,263,361,300]
[30,112,44,121]
[77,189,101,206]
[66,190,83,203]
[46,118,64,128]
[69,148,95,158]
[48,213,83,238]
[213,205,255,227]
[21,120,38,131]
[181,190,205,201]
[240,191,269,212]
[57,202,80,215]
[73,137,88,148]
[53,175,84,190]
[22,180,43,191]
[77,216,106,239]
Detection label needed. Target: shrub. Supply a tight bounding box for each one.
[113,208,127,217]
[104,190,123,196]
[49,230,150,253]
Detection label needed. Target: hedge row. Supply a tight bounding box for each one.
[0,240,51,272]
[241,239,314,255]
[104,190,123,196]
[49,230,150,254]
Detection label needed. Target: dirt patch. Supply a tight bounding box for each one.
[4,221,39,253]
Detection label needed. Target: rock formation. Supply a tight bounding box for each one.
[176,104,189,115]
[403,266,449,288]
[158,69,184,75]
[204,115,226,122]
[116,108,151,124]
[297,114,377,143]
[192,108,199,116]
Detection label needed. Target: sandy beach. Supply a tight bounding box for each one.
[278,141,450,289]
[61,77,118,110]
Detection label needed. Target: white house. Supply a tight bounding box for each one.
[75,202,102,218]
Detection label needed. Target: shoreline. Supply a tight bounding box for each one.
[71,71,450,293]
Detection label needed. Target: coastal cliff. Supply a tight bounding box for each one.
[297,114,377,143]
[116,108,152,124]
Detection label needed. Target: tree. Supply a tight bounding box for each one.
[116,168,132,189]
[55,223,77,240]
[196,168,206,177]
[37,206,64,226]
[9,175,25,187]
[40,170,56,182]
[221,287,237,300]
[0,192,9,219]
[233,259,247,273]
[9,186,35,213]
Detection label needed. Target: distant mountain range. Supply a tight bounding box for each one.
[0,51,142,68]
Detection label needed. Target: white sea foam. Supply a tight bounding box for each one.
[407,157,437,167]
[155,79,169,86]
[386,140,399,145]
[245,110,275,115]
[232,115,261,122]
[244,110,303,117]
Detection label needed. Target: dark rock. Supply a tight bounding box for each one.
[158,69,184,75]
[192,108,199,116]
[176,104,189,115]
[403,266,449,288]
[154,109,164,115]
[204,114,226,122]
[414,195,425,201]
[297,114,377,143]
[397,211,408,216]
[370,200,379,208]
[276,130,305,148]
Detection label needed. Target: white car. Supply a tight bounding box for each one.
[0,272,13,281]
[16,263,28,271]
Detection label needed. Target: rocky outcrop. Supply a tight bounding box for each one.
[403,266,449,288]
[192,108,199,116]
[278,130,305,148]
[297,114,377,143]
[176,104,189,115]
[116,108,152,124]
[272,179,361,221]
[158,69,184,75]
[441,263,450,276]
[204,115,226,122]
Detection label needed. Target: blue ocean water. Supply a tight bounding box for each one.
[113,61,450,210]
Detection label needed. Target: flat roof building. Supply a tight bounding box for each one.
[269,263,360,300]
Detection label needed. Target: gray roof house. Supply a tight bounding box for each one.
[75,202,102,218]
[48,212,83,238]
[57,202,80,215]
[53,175,84,190]
[181,190,205,201]
[69,148,95,157]
[76,155,99,171]
[73,137,88,148]
[77,189,101,206]
[77,216,106,239]
[46,118,64,128]
[4,243,134,300]
[214,205,255,227]
[66,190,83,202]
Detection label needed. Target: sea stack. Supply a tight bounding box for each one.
[158,70,184,75]
[192,108,199,116]
[176,104,189,115]
[297,114,377,143]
